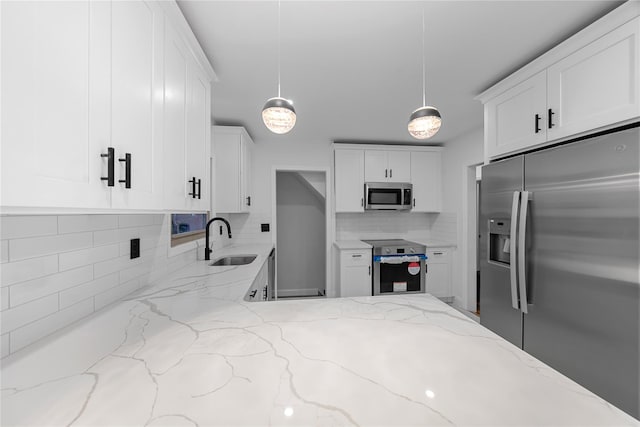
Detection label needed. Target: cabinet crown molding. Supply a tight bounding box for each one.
[475,1,640,103]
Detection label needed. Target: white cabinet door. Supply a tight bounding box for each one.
[334,149,365,212]
[485,71,547,159]
[387,151,411,182]
[185,63,211,211]
[339,250,372,297]
[547,17,640,141]
[364,150,388,182]
[241,137,252,211]
[410,151,442,212]
[214,126,253,213]
[110,0,164,210]
[425,249,451,298]
[1,1,110,209]
[163,23,188,211]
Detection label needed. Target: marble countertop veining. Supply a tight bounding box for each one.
[1,243,637,426]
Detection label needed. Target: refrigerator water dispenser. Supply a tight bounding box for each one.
[489,219,511,265]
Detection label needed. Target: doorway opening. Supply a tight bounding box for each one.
[274,169,328,299]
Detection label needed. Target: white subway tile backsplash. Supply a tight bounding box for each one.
[59,244,119,272]
[1,333,8,358]
[1,294,58,333]
[9,232,93,262]
[1,287,8,310]
[10,266,94,307]
[1,255,59,287]
[94,278,140,311]
[0,216,58,240]
[1,240,8,263]
[59,273,118,309]
[10,298,94,353]
[58,215,117,234]
[118,214,158,229]
[0,213,197,359]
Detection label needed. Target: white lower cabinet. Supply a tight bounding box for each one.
[338,249,372,297]
[425,248,452,300]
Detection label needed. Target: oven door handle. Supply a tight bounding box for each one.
[374,254,425,264]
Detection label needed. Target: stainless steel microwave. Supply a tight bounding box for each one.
[364,182,412,210]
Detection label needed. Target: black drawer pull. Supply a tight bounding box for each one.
[101,147,115,187]
[548,108,555,129]
[534,114,541,133]
[433,252,443,255]
[118,153,131,188]
[196,178,202,199]
[188,177,197,198]
[250,289,257,298]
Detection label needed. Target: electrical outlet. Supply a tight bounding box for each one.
[130,238,140,259]
[261,223,270,232]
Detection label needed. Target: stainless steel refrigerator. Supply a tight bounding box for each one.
[479,125,639,418]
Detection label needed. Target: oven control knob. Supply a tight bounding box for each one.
[384,248,391,254]
[410,248,415,253]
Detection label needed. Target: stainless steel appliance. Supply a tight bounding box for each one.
[364,182,412,210]
[363,239,426,295]
[480,125,639,418]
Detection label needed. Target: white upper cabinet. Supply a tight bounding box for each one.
[547,17,640,141]
[163,20,212,212]
[1,1,110,210]
[485,71,547,159]
[110,1,164,210]
[334,145,441,213]
[0,0,214,213]
[214,126,254,214]
[334,149,365,213]
[410,150,442,213]
[364,150,411,182]
[478,4,640,161]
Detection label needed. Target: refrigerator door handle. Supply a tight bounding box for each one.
[510,191,521,310]
[518,191,530,314]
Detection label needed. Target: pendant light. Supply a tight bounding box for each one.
[262,0,296,134]
[408,7,441,140]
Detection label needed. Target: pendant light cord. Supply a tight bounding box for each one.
[422,6,426,107]
[278,0,281,98]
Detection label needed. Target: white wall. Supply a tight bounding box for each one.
[439,127,484,310]
[228,138,332,246]
[276,172,326,296]
[0,214,206,358]
[336,212,435,241]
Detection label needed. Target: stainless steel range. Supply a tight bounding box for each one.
[362,239,427,295]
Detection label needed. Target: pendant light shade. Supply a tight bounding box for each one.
[262,97,296,134]
[408,7,441,140]
[408,106,441,139]
[262,1,296,134]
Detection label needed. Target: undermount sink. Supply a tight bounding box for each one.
[210,254,257,266]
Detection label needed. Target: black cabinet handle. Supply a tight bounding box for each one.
[246,196,251,206]
[249,289,257,298]
[548,108,555,129]
[385,169,388,178]
[118,153,131,188]
[361,197,364,207]
[413,198,416,207]
[188,177,197,198]
[262,286,267,300]
[101,147,115,187]
[196,178,202,199]
[534,114,541,133]
[390,169,392,178]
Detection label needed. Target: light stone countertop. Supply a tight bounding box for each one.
[1,242,637,426]
[334,240,372,250]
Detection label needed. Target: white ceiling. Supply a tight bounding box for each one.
[177,0,624,146]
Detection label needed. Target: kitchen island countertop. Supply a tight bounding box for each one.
[1,243,637,426]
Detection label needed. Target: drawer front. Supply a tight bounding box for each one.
[341,250,371,266]
[426,249,450,264]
